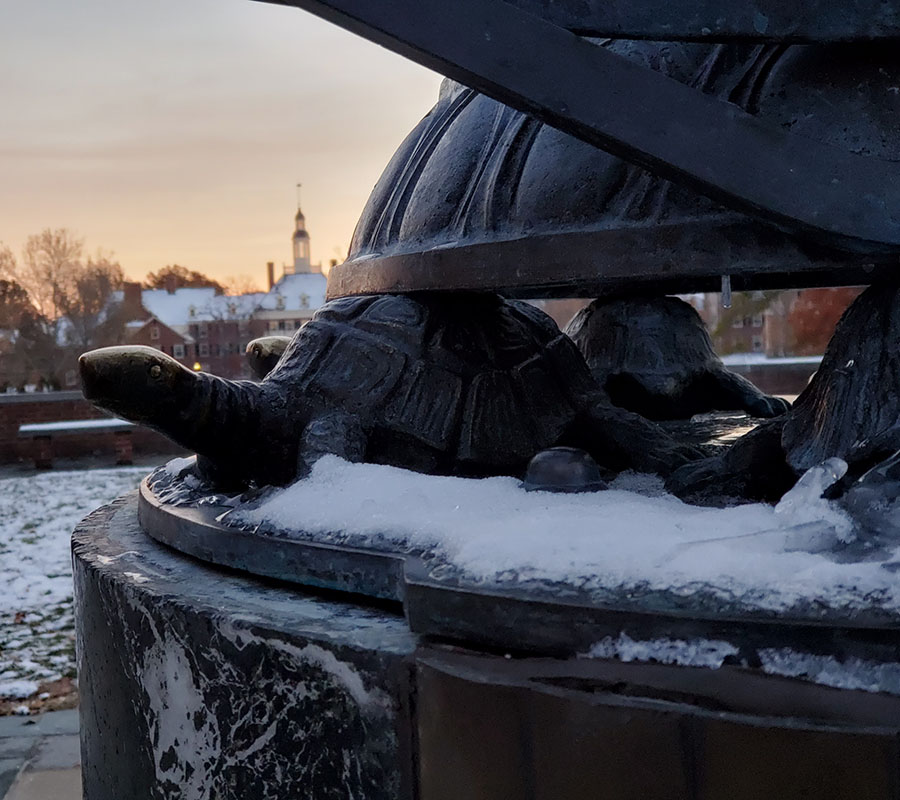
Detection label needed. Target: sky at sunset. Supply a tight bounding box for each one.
[1,0,443,289]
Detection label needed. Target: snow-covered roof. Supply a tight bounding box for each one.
[94,277,328,333]
[257,272,327,313]
[206,292,268,320]
[139,280,325,327]
[141,288,220,327]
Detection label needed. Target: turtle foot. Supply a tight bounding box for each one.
[566,402,707,479]
[745,393,792,418]
[666,419,795,505]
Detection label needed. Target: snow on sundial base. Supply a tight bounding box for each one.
[142,456,900,696]
[218,456,897,621]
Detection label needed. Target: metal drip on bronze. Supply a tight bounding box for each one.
[73,3,900,798]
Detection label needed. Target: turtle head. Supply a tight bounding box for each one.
[79,346,195,424]
[245,335,292,380]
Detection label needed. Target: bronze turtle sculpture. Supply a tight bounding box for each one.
[80,293,702,489]
[667,282,900,505]
[565,295,790,421]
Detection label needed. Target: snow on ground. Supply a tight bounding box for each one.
[232,456,899,616]
[0,467,147,699]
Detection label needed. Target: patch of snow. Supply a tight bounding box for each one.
[0,466,147,692]
[0,679,39,699]
[19,418,134,434]
[760,648,900,694]
[720,353,822,366]
[583,633,738,668]
[163,456,196,478]
[231,456,900,615]
[12,705,30,716]
[141,287,220,326]
[256,273,327,313]
[608,470,668,496]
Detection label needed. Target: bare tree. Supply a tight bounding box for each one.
[0,228,145,390]
[0,243,16,281]
[18,229,84,322]
[57,251,126,349]
[145,264,225,293]
[222,274,262,296]
[0,278,56,390]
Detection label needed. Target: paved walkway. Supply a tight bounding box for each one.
[0,710,80,800]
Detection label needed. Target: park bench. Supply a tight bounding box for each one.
[18,418,136,469]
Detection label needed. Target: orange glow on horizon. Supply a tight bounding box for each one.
[1,0,443,288]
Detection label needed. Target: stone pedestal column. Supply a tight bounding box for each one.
[72,495,417,800]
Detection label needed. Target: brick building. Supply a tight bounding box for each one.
[113,203,327,379]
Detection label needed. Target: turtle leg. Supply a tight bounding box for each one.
[564,401,706,478]
[297,411,368,476]
[665,418,796,505]
[703,369,791,418]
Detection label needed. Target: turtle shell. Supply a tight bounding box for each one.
[330,41,900,299]
[264,293,598,472]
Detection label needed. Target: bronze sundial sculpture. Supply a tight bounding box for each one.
[72,3,900,799]
[80,0,900,499]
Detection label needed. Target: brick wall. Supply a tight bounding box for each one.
[0,392,184,464]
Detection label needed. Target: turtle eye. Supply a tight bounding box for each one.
[149,364,162,378]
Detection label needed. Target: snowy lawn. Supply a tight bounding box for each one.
[0,467,147,701]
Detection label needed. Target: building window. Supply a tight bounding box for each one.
[752,336,764,352]
[150,325,160,340]
[189,305,196,318]
[752,313,764,328]
[228,302,237,316]
[299,293,310,309]
[269,321,279,332]
[173,344,185,359]
[199,343,209,357]
[276,295,285,310]
[295,320,303,329]
[732,317,744,329]
[65,369,78,387]
[199,324,208,339]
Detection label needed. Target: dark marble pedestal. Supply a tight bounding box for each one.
[72,494,418,800]
[74,493,900,800]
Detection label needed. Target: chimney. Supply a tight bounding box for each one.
[123,282,142,315]
[267,261,275,290]
[165,273,177,295]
